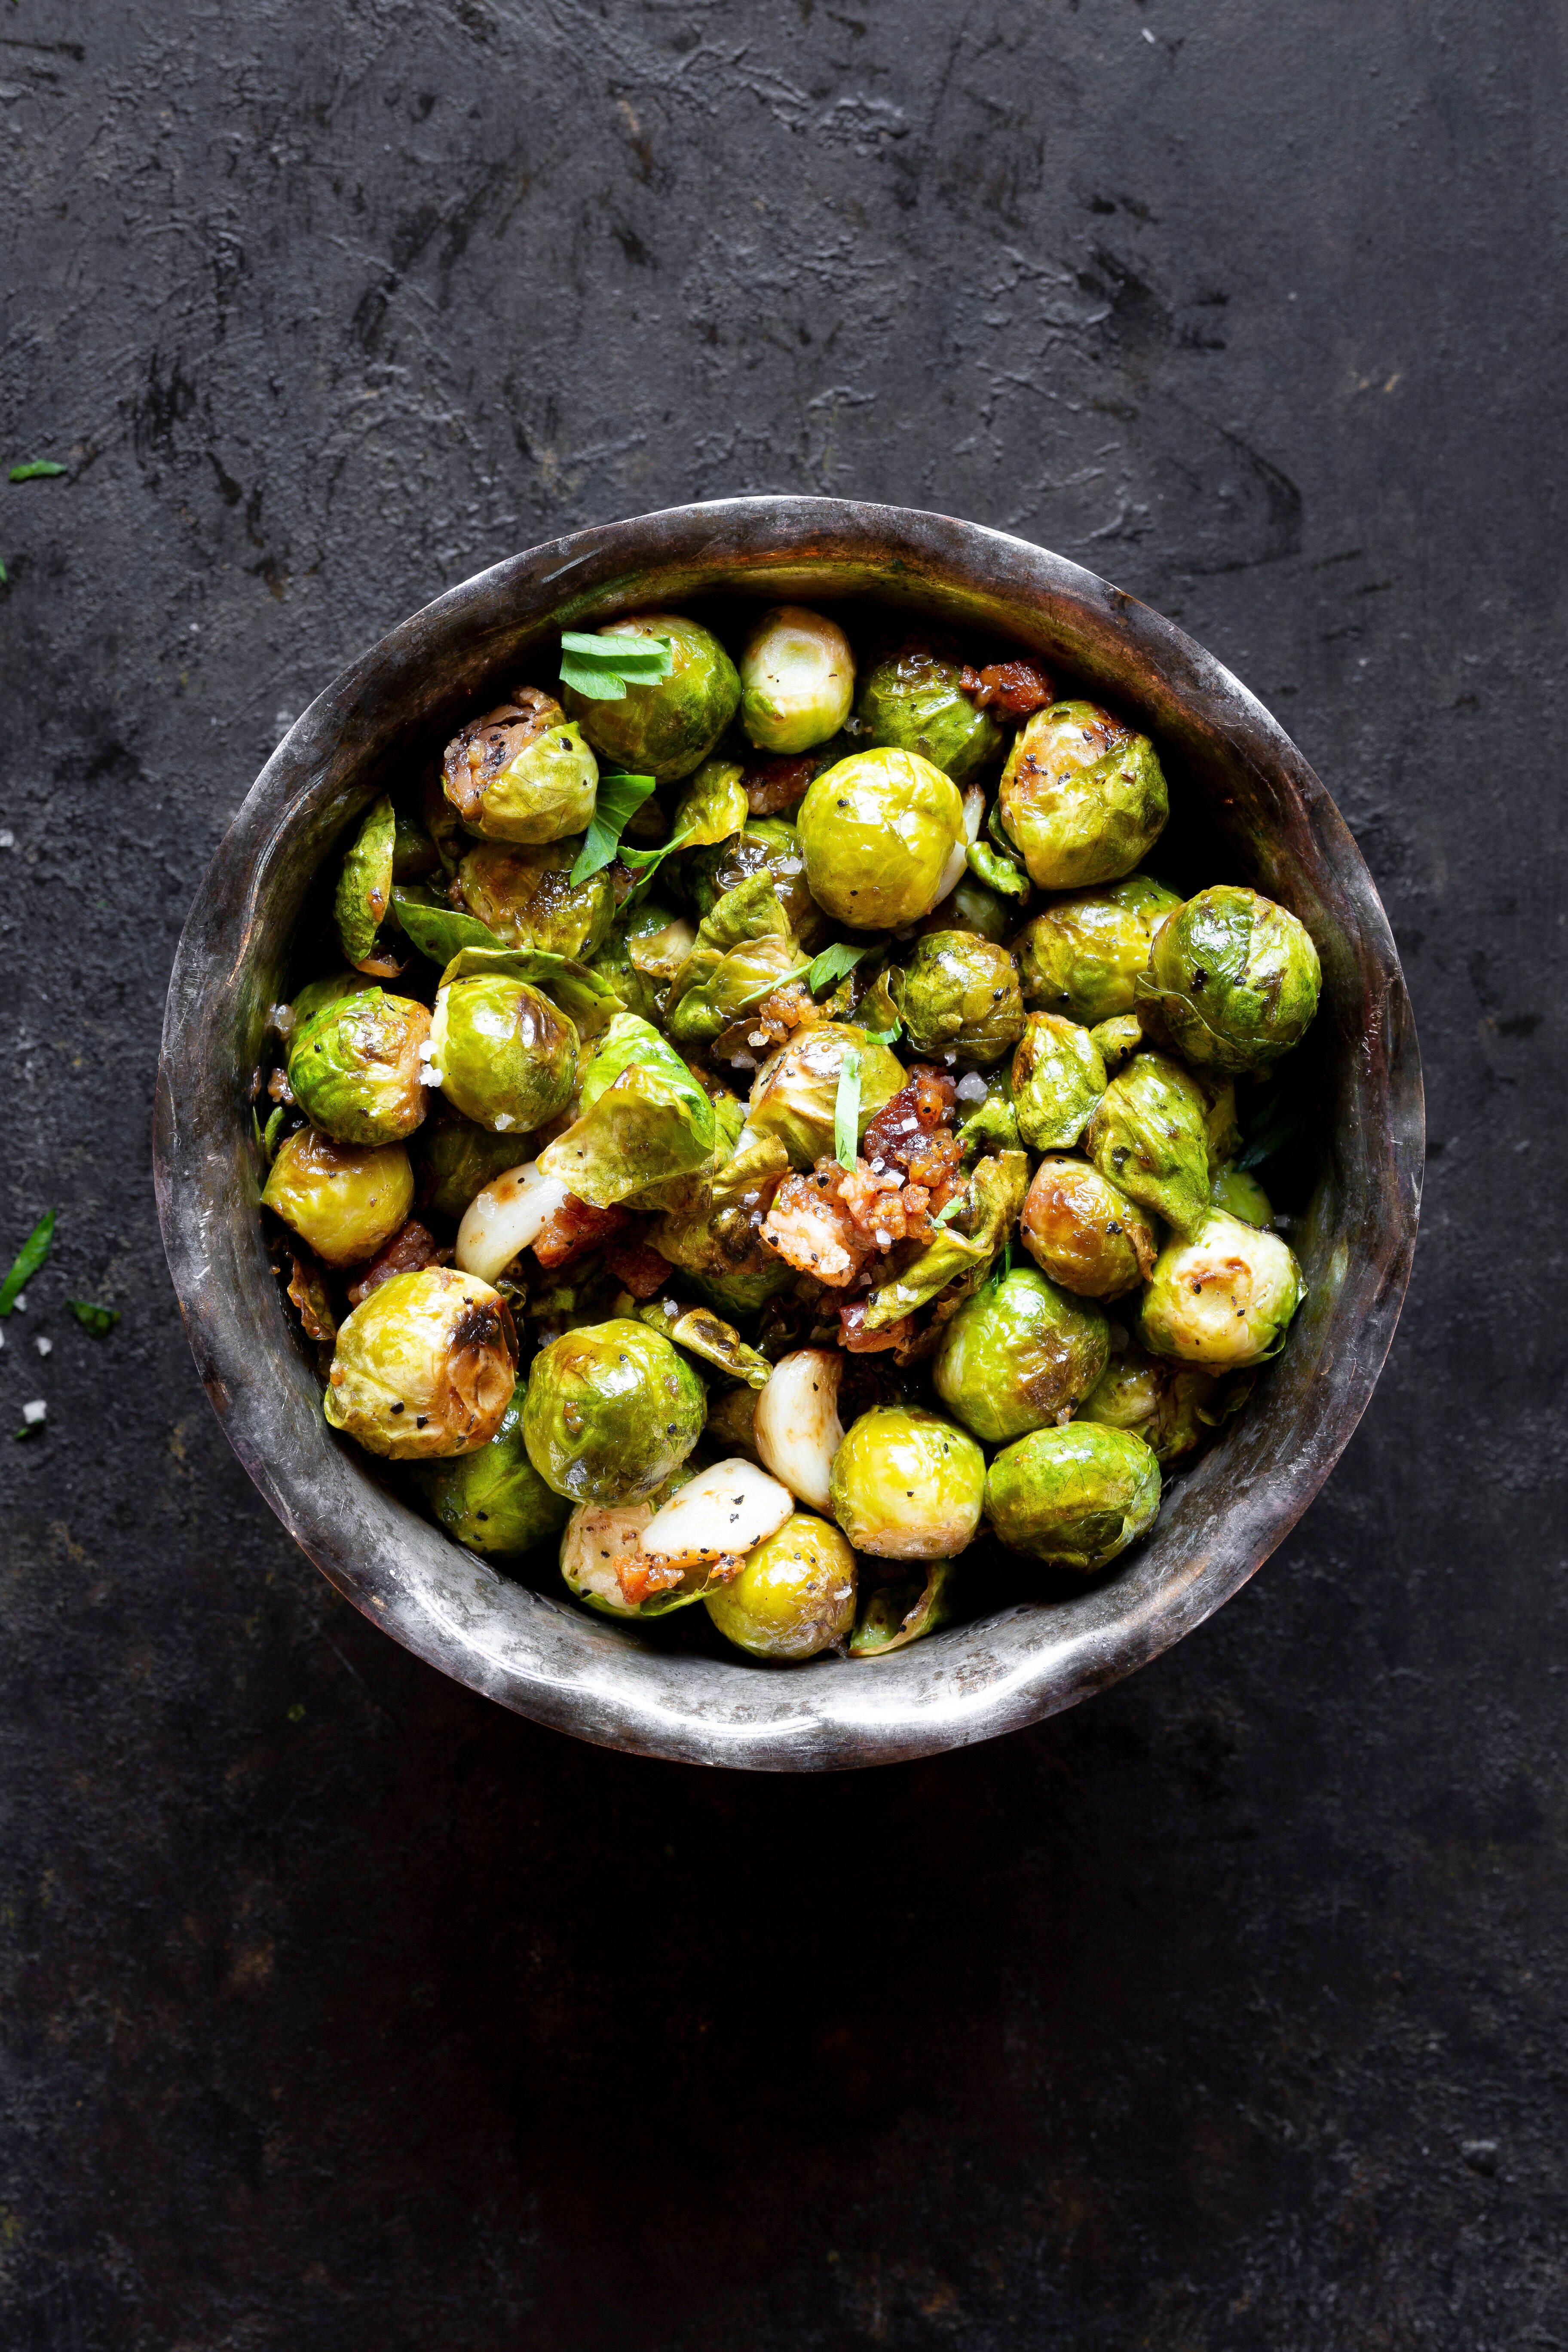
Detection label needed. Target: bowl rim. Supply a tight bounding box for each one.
[154,494,1424,1771]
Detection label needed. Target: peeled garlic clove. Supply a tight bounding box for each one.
[454,1161,567,1284]
[640,1457,793,1571]
[753,1348,844,1514]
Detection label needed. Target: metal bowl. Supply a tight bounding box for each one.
[154,497,1422,1770]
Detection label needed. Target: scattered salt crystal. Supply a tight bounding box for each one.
[874,1229,891,1247]
[21,1400,45,1425]
[955,1072,988,1103]
[11,1291,24,1313]
[34,1335,51,1356]
[493,1112,514,1131]
[0,830,14,850]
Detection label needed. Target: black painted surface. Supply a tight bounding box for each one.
[0,3,1560,2343]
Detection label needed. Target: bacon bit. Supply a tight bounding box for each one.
[533,1195,632,1271]
[603,1237,673,1300]
[839,1299,915,1354]
[266,1066,295,1105]
[762,1172,870,1288]
[346,1219,450,1306]
[861,1066,960,1194]
[742,752,821,816]
[712,979,824,1064]
[287,1249,338,1344]
[614,1553,688,1606]
[959,658,1056,720]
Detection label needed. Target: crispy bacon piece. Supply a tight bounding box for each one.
[346,1219,450,1306]
[862,1067,959,1177]
[533,1195,632,1272]
[838,1299,915,1354]
[614,1553,689,1607]
[959,658,1056,720]
[742,752,821,817]
[603,1237,674,1300]
[762,1171,871,1288]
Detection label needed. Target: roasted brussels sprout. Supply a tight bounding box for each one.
[392,806,440,883]
[539,1013,723,1207]
[997,701,1168,889]
[453,840,614,962]
[1014,873,1182,1024]
[558,1467,714,1619]
[892,931,1025,1064]
[953,1070,1020,1164]
[665,876,808,1049]
[1075,1344,1226,1466]
[829,1404,986,1559]
[684,818,821,941]
[441,688,598,844]
[849,1556,955,1656]
[413,1111,537,1221]
[429,969,578,1136]
[797,748,966,928]
[985,1421,1161,1571]
[1209,1161,1274,1228]
[853,641,1004,786]
[324,1265,516,1461]
[745,1023,907,1167]
[1082,1050,1212,1236]
[1138,1209,1304,1369]
[1089,1012,1145,1070]
[334,795,397,973]
[287,984,429,1146]
[586,900,692,1024]
[738,606,855,753]
[414,1376,572,1555]
[1010,1011,1107,1151]
[1020,1152,1157,1300]
[932,1265,1109,1443]
[704,1511,858,1660]
[1136,885,1322,1074]
[262,1127,415,1268]
[563,613,741,783]
[521,1317,706,1503]
[922,869,1016,943]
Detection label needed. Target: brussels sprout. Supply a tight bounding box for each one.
[539,1013,722,1208]
[745,1023,907,1168]
[705,1511,858,1660]
[985,1422,1161,1570]
[392,807,440,883]
[562,613,741,783]
[997,701,1168,889]
[334,795,398,973]
[1203,1078,1242,1165]
[429,971,578,1136]
[1020,1152,1157,1300]
[1209,1161,1274,1228]
[797,748,966,928]
[954,1070,1020,1164]
[1136,885,1322,1074]
[892,931,1025,1064]
[1014,873,1182,1024]
[933,1265,1109,1444]
[586,899,693,1024]
[1082,1050,1212,1236]
[1137,1209,1304,1369]
[860,1148,1029,1331]
[453,840,614,962]
[829,1404,986,1559]
[1089,1013,1145,1070]
[684,818,821,942]
[688,1261,794,1318]
[1010,1011,1107,1151]
[738,605,855,753]
[414,1376,572,1556]
[323,1265,516,1461]
[287,985,430,1146]
[413,1111,537,1221]
[853,641,1004,786]
[558,1467,710,1618]
[1075,1344,1225,1466]
[665,876,808,1049]
[262,1127,415,1268]
[521,1317,706,1503]
[849,1556,956,1657]
[924,868,1017,943]
[440,688,597,844]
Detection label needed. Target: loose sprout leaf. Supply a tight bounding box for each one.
[67,1300,119,1337]
[805,940,872,996]
[569,770,657,886]
[0,1210,54,1315]
[834,1047,863,1172]
[9,460,66,481]
[391,888,504,965]
[261,1106,285,1162]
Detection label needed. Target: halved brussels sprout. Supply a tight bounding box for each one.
[665,876,808,1049]
[985,1421,1161,1571]
[1209,1161,1274,1228]
[413,1111,537,1221]
[738,606,855,753]
[587,899,692,1025]
[562,613,741,783]
[1137,1208,1304,1369]
[1010,1011,1107,1151]
[429,970,579,1136]
[521,1317,706,1503]
[441,688,598,843]
[829,1404,986,1559]
[261,1127,415,1268]
[1075,1344,1226,1466]
[559,1466,708,1618]
[997,701,1168,889]
[1136,885,1322,1074]
[539,1013,721,1208]
[1082,1050,1212,1236]
[1014,873,1182,1024]
[704,1511,858,1660]
[1020,1152,1157,1300]
[414,1376,572,1555]
[453,840,614,961]
[932,1265,1109,1444]
[746,1023,907,1168]
[853,641,1004,786]
[287,984,430,1146]
[334,795,398,973]
[892,931,1025,1064]
[797,748,965,928]
[684,818,821,942]
[324,1266,516,1461]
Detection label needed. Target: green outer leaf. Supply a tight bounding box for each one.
[806,939,873,996]
[849,1558,956,1657]
[569,771,656,886]
[68,1300,120,1336]
[261,1105,285,1163]
[636,1298,773,1390]
[391,888,504,965]
[834,1047,863,1172]
[334,793,396,968]
[0,1210,54,1315]
[9,460,65,481]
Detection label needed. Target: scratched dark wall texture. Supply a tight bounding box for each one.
[1,1,1564,2346]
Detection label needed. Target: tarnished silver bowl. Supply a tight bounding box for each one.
[154,497,1422,1769]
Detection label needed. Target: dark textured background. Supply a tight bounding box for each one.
[2,2,1563,2345]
